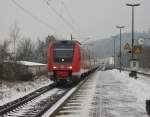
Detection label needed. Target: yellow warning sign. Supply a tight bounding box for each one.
[132,47,141,54]
[124,43,130,49]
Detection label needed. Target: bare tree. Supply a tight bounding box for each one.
[0,40,10,61]
[16,37,34,61]
[34,35,56,63]
[10,23,20,60]
[0,40,11,79]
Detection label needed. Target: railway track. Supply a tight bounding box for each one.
[0,77,89,117]
[43,72,98,117]
[0,83,57,116]
[0,68,98,117]
[5,87,69,117]
[0,79,86,116]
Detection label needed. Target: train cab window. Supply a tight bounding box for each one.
[53,44,74,63]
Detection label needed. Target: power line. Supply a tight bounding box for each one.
[11,0,63,33]
[43,0,78,34]
[61,1,81,37]
[61,1,77,29]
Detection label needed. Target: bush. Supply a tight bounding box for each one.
[0,62,2,78]
[2,61,33,81]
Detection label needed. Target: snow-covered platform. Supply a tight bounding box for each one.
[97,70,149,117]
[55,70,149,117]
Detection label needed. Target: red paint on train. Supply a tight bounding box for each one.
[48,40,97,83]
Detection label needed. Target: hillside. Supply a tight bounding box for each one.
[90,32,150,59]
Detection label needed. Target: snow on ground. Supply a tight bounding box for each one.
[98,69,150,116]
[98,70,148,117]
[138,68,150,75]
[7,88,65,117]
[112,70,150,103]
[51,70,150,117]
[1,69,150,116]
[18,61,47,66]
[0,75,52,106]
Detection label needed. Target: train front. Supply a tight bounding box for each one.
[48,40,80,83]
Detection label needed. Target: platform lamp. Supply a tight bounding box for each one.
[116,26,125,72]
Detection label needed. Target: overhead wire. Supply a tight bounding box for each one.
[11,0,90,40]
[43,0,78,34]
[11,0,69,35]
[60,0,81,37]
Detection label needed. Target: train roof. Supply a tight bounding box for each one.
[52,40,81,45]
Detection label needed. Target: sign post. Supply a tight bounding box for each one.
[129,59,139,79]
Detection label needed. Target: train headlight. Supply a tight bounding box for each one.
[68,66,72,69]
[53,66,57,69]
[62,58,64,62]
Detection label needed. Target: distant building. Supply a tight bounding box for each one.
[18,61,47,75]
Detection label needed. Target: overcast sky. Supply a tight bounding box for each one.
[0,0,150,43]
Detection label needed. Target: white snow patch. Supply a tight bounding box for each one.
[0,76,52,106]
[111,69,150,103]
[18,61,47,66]
[10,88,63,116]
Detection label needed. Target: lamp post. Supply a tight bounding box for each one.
[112,36,116,69]
[114,38,115,69]
[116,26,125,72]
[126,3,140,59]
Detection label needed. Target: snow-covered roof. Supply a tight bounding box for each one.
[18,61,47,66]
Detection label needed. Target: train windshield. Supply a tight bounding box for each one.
[53,44,74,63]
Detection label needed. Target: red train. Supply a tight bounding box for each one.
[48,40,97,83]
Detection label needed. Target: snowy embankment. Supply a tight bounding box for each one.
[0,76,52,106]
[138,68,150,75]
[112,69,150,104]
